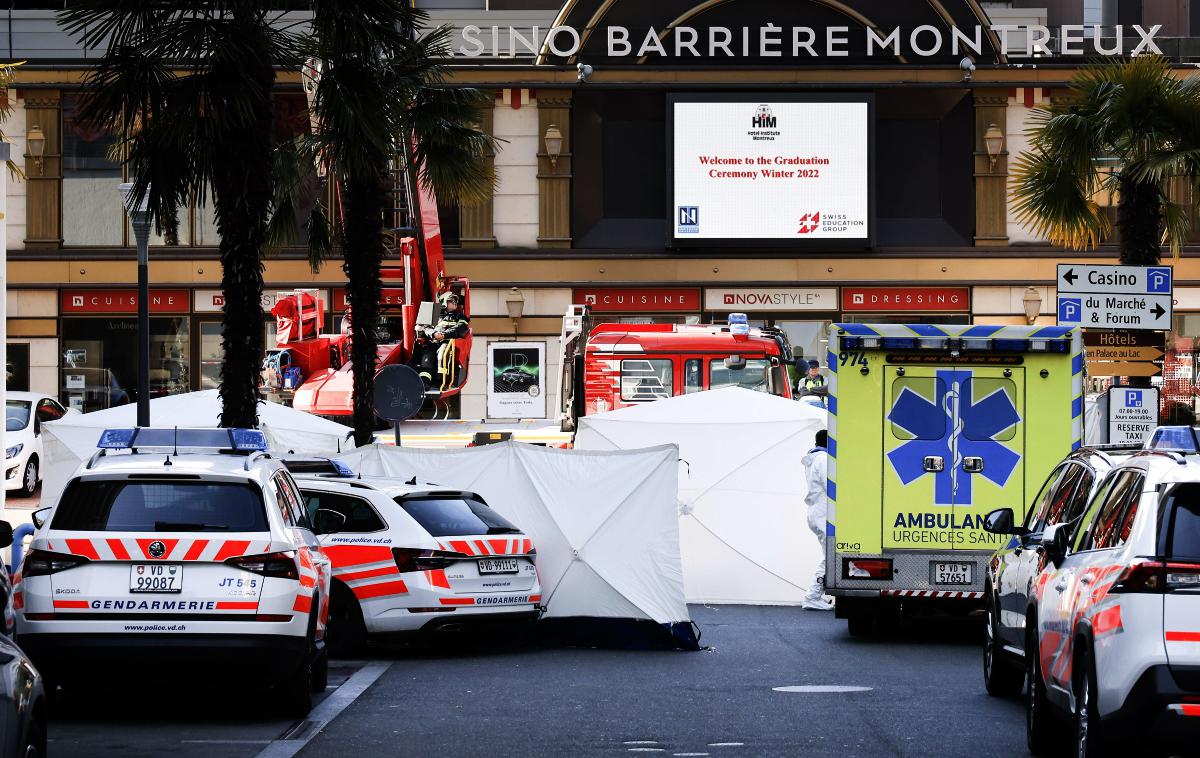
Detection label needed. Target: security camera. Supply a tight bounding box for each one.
[959,57,976,82]
[577,62,593,82]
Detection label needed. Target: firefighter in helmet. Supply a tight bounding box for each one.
[414,292,470,391]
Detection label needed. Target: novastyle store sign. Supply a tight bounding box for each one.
[455,24,1163,59]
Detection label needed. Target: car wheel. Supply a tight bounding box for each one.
[1027,626,1062,756]
[326,582,367,658]
[278,658,313,718]
[22,713,46,758]
[1074,647,1107,758]
[847,616,874,638]
[18,457,38,498]
[984,596,1024,697]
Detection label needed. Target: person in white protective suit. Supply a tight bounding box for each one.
[801,429,834,611]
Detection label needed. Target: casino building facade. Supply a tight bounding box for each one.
[6,1,1200,420]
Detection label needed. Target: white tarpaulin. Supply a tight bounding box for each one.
[336,442,693,642]
[40,390,354,503]
[575,387,826,605]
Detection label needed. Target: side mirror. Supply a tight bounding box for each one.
[1040,523,1071,563]
[983,507,1025,536]
[769,365,789,394]
[0,521,13,550]
[31,508,51,530]
[314,508,347,535]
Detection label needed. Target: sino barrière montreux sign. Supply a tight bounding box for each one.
[454,24,1164,59]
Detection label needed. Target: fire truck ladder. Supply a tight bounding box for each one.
[558,304,590,432]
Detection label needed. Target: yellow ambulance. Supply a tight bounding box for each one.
[825,323,1082,635]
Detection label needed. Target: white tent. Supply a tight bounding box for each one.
[41,390,355,502]
[575,387,826,605]
[336,441,696,647]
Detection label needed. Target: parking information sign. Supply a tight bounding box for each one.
[1108,386,1160,445]
[1056,264,1173,330]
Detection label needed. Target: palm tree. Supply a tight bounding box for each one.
[1011,55,1200,265]
[304,0,495,445]
[59,2,305,428]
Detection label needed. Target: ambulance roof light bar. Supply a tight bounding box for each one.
[842,335,1069,353]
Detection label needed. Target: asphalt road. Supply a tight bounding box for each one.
[301,605,1025,758]
[41,605,1028,758]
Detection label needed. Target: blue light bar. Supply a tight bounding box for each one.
[230,429,269,452]
[728,313,749,325]
[333,460,355,477]
[843,337,863,350]
[98,428,137,449]
[882,337,917,350]
[1049,341,1070,354]
[993,339,1028,352]
[1146,426,1199,452]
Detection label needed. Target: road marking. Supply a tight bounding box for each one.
[772,685,873,693]
[624,742,659,745]
[674,753,710,756]
[707,743,745,747]
[627,750,664,753]
[181,740,272,745]
[255,662,391,758]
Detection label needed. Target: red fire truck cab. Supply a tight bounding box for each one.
[559,308,793,430]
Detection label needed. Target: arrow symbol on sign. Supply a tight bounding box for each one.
[1151,303,1166,319]
[1063,269,1078,286]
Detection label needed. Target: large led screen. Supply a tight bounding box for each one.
[669,95,872,246]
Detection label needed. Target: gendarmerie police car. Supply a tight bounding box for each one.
[14,428,331,715]
[289,473,540,653]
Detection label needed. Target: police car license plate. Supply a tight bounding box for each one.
[932,562,972,585]
[129,563,183,593]
[477,558,519,575]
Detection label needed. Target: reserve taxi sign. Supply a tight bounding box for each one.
[1108,386,1159,446]
[1057,264,1173,331]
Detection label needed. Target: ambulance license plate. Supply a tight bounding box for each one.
[129,563,183,593]
[478,558,519,575]
[932,562,972,585]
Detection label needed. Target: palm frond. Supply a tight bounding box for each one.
[1010,147,1111,249]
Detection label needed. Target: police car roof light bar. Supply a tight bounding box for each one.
[95,427,269,454]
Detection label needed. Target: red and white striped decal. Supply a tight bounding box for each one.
[58,537,272,562]
[1166,631,1200,643]
[1169,704,1200,717]
[323,544,408,602]
[437,538,532,557]
[880,590,984,599]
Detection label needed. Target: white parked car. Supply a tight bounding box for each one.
[5,393,74,498]
[291,473,540,654]
[15,428,332,716]
[1025,447,1200,757]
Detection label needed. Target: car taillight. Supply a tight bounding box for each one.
[1111,561,1166,593]
[225,551,299,580]
[844,558,892,579]
[22,549,89,577]
[1166,562,1200,591]
[392,548,466,573]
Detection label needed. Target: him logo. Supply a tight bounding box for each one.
[752,104,776,129]
[1126,390,1143,408]
[797,212,820,235]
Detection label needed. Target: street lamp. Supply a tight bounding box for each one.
[543,125,563,171]
[505,287,525,334]
[1023,287,1042,325]
[984,124,1005,170]
[119,182,152,427]
[26,126,45,175]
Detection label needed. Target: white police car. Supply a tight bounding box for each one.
[14,428,331,715]
[292,475,539,653]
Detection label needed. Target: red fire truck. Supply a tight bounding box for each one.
[557,307,794,431]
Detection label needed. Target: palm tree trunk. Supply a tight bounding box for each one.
[342,173,387,446]
[209,37,275,429]
[1116,175,1162,266]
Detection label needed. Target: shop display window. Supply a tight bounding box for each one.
[61,317,190,413]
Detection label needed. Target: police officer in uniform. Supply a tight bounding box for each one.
[798,360,825,393]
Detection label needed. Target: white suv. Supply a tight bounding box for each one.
[1026,448,1200,757]
[15,428,332,715]
[293,475,540,653]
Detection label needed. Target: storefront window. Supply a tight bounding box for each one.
[61,318,190,413]
[62,93,123,246]
[778,320,832,367]
[200,319,282,390]
[1163,314,1200,421]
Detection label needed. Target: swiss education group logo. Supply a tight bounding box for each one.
[797,212,820,235]
[677,206,700,234]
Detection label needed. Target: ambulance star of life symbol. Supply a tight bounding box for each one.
[886,368,1021,505]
